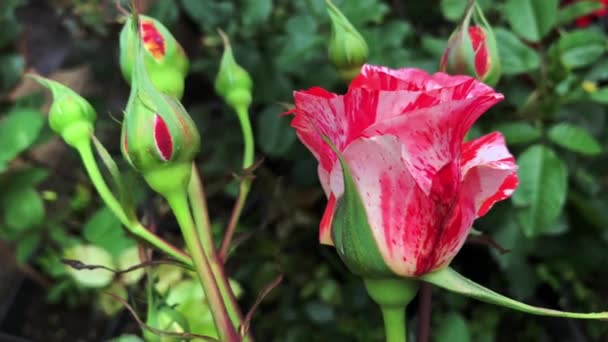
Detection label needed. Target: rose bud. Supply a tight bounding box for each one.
[326,0,369,82]
[214,30,253,111]
[440,3,500,86]
[121,16,200,196]
[29,75,96,148]
[119,14,189,98]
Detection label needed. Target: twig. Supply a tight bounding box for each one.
[103,291,218,341]
[61,258,192,274]
[417,283,432,342]
[240,274,283,336]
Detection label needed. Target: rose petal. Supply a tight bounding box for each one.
[350,64,441,91]
[461,132,518,217]
[319,194,336,245]
[153,114,173,161]
[469,26,490,77]
[329,135,475,276]
[362,94,503,194]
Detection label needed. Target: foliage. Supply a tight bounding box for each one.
[0,0,608,341]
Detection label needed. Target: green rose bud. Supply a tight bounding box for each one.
[214,30,253,111]
[119,14,189,98]
[440,2,500,86]
[122,14,200,196]
[30,76,96,148]
[326,0,369,82]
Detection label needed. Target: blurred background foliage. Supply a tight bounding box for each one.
[1,0,608,341]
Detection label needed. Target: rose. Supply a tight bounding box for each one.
[289,64,518,277]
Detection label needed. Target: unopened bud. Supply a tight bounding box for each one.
[440,2,500,86]
[326,0,369,82]
[121,14,200,195]
[214,30,253,110]
[119,14,189,98]
[30,76,96,147]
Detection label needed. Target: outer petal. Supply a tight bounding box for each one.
[328,135,476,276]
[460,132,518,217]
[362,93,503,194]
[319,195,336,245]
[350,64,442,91]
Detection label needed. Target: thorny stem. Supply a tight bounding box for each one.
[75,139,192,266]
[188,163,251,341]
[220,105,254,260]
[166,190,240,342]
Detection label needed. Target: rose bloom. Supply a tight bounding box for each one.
[289,65,518,277]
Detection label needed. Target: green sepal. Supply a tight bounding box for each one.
[422,267,608,320]
[321,135,392,277]
[471,3,500,86]
[214,30,253,111]
[326,0,369,81]
[29,75,96,148]
[91,135,136,223]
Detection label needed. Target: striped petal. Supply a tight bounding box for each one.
[328,135,476,276]
[362,93,502,194]
[460,132,518,217]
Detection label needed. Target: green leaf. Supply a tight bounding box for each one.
[63,244,115,288]
[116,246,144,285]
[557,1,603,25]
[0,108,44,165]
[512,145,568,237]
[83,208,135,258]
[505,0,558,42]
[590,87,608,104]
[16,233,41,264]
[494,28,540,75]
[334,0,390,26]
[557,29,606,69]
[548,123,602,155]
[0,53,24,91]
[493,122,542,145]
[242,0,272,30]
[3,187,44,232]
[422,267,608,319]
[180,0,233,33]
[256,106,296,158]
[440,0,468,22]
[435,312,471,342]
[0,167,48,198]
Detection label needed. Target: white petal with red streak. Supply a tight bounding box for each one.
[362,95,502,195]
[328,135,424,276]
[460,132,519,217]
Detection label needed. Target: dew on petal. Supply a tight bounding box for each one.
[153,114,173,161]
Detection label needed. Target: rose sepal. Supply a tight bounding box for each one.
[321,135,392,277]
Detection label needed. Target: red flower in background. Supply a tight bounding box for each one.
[564,0,608,27]
[290,65,518,277]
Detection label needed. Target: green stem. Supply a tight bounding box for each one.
[188,163,251,340]
[235,105,254,169]
[75,140,192,266]
[219,105,254,259]
[364,278,419,342]
[166,190,240,342]
[381,307,407,342]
